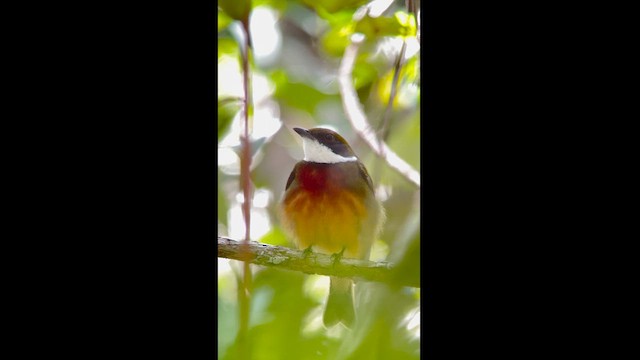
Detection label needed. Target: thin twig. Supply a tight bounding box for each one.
[338,34,421,188]
[238,18,253,360]
[379,40,407,141]
[218,237,419,288]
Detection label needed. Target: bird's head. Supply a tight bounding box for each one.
[294,127,358,164]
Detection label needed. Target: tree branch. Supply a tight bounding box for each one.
[338,33,421,188]
[218,237,419,288]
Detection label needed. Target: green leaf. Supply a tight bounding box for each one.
[394,11,418,38]
[218,98,241,140]
[252,0,288,11]
[355,11,418,39]
[355,15,402,38]
[218,9,234,33]
[352,57,379,89]
[300,0,367,14]
[376,57,420,108]
[320,22,354,57]
[219,0,252,22]
[271,70,336,112]
[223,268,329,360]
[387,111,420,171]
[345,283,420,360]
[391,230,421,290]
[217,293,239,359]
[218,37,239,59]
[258,227,289,247]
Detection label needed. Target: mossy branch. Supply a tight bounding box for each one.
[218,237,419,288]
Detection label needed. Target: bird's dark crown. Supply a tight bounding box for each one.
[294,127,356,158]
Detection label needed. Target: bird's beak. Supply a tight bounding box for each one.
[293,127,314,140]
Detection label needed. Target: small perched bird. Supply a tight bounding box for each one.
[280,127,384,328]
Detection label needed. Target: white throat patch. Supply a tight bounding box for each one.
[301,138,357,163]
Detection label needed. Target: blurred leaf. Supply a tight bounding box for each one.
[390,231,420,290]
[355,14,404,38]
[352,56,378,89]
[394,11,418,38]
[271,70,336,112]
[224,268,332,360]
[375,70,393,106]
[403,55,419,83]
[376,56,419,108]
[219,0,252,22]
[320,21,354,57]
[218,98,241,140]
[386,111,420,171]
[375,112,419,189]
[352,11,417,40]
[301,0,367,14]
[310,7,360,57]
[258,226,290,246]
[249,286,276,327]
[377,188,418,250]
[253,0,288,11]
[218,294,239,359]
[218,10,234,32]
[315,8,354,23]
[377,188,420,287]
[218,37,239,59]
[342,283,420,360]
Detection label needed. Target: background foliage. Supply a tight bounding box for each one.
[218,0,420,359]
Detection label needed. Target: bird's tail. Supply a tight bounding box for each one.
[323,276,355,328]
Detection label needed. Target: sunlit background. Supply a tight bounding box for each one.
[218,1,420,359]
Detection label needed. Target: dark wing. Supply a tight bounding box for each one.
[285,163,299,191]
[357,161,375,193]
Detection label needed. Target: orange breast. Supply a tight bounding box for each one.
[282,162,368,257]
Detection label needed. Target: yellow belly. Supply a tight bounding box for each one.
[283,190,367,257]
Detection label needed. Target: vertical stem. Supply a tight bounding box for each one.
[374,40,407,186]
[237,17,253,360]
[379,40,407,142]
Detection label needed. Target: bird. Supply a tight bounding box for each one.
[279,127,384,328]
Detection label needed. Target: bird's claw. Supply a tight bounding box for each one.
[330,248,346,267]
[302,245,314,258]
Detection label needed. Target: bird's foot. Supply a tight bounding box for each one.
[330,247,346,267]
[301,245,314,259]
